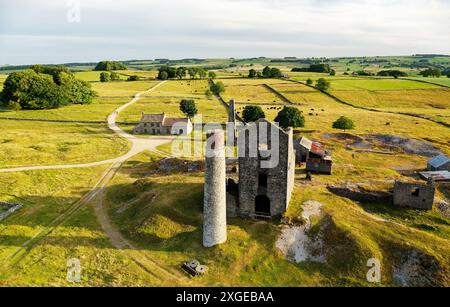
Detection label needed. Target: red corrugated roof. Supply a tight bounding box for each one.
[310,141,325,156]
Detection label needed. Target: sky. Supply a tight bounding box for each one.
[0,0,449,65]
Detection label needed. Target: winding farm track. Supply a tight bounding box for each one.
[0,81,172,174]
[0,81,189,284]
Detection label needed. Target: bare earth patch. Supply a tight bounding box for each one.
[276,200,325,263]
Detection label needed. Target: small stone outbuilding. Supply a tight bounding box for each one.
[393,179,436,210]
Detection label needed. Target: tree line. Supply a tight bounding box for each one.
[157,66,216,80]
[248,66,283,78]
[94,61,127,71]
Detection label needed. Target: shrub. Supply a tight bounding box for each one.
[110,71,121,81]
[306,78,313,86]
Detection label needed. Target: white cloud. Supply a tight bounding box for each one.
[0,0,449,64]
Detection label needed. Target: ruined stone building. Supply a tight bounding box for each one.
[227,119,295,218]
[393,179,436,210]
[133,113,193,135]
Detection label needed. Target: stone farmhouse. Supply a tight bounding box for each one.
[133,113,193,135]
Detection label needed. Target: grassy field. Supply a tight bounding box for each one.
[220,78,288,104]
[0,121,129,168]
[91,80,159,97]
[117,97,228,124]
[0,165,160,286]
[0,74,7,91]
[74,71,127,82]
[143,80,208,98]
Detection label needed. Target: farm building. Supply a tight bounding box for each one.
[294,136,333,174]
[427,155,450,171]
[133,113,193,135]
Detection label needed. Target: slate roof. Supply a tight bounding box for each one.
[139,113,190,127]
[428,155,450,168]
[140,113,165,123]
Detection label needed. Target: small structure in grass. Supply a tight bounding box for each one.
[393,179,436,210]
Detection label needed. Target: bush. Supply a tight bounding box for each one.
[94,61,127,71]
[306,78,313,86]
[127,75,140,81]
[100,72,111,82]
[242,105,265,122]
[275,106,305,129]
[179,99,198,118]
[208,71,217,79]
[332,116,355,131]
[110,71,121,81]
[248,69,257,78]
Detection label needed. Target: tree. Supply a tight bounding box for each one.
[306,78,313,86]
[110,71,121,81]
[315,78,331,91]
[248,69,257,78]
[158,66,176,79]
[270,67,283,78]
[275,106,305,129]
[329,69,336,76]
[176,67,187,79]
[179,99,198,118]
[158,71,168,80]
[332,116,355,131]
[420,68,441,77]
[262,66,271,78]
[198,69,207,79]
[210,81,225,95]
[100,72,111,82]
[208,71,217,79]
[188,67,197,79]
[242,105,265,122]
